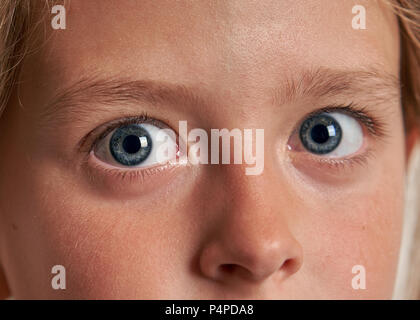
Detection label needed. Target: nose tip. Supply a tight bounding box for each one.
[199,234,303,284]
[197,164,304,287]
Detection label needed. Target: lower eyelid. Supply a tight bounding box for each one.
[81,150,186,199]
[287,144,375,181]
[88,149,180,175]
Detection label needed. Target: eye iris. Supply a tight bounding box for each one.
[110,124,152,166]
[299,114,342,154]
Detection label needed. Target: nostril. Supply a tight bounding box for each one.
[281,257,301,276]
[282,258,293,268]
[218,263,255,281]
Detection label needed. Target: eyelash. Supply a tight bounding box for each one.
[299,103,387,137]
[87,112,159,151]
[289,148,376,173]
[87,157,178,183]
[81,103,387,181]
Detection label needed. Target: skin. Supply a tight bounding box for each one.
[0,0,414,299]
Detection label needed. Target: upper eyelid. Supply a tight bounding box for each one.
[77,114,174,154]
[299,104,388,138]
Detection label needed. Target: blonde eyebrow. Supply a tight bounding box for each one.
[39,67,400,125]
[39,75,208,125]
[274,67,401,106]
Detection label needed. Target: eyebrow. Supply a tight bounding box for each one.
[40,67,401,124]
[274,67,400,106]
[40,75,208,125]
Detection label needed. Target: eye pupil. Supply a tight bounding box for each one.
[122,135,142,154]
[310,124,330,144]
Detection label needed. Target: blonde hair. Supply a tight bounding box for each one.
[0,0,31,117]
[0,0,419,299]
[389,0,420,132]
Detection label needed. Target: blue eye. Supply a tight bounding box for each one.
[300,113,342,154]
[109,124,152,166]
[298,112,364,157]
[93,121,178,169]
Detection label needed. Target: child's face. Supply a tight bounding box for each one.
[0,0,406,299]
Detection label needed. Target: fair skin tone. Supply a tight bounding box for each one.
[0,0,416,299]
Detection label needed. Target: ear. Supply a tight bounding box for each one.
[406,126,420,166]
[0,265,10,299]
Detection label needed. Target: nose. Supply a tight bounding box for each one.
[198,167,303,284]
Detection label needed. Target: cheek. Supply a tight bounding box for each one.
[294,190,404,299]
[317,191,403,299]
[297,149,405,298]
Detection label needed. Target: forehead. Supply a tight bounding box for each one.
[22,0,399,108]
